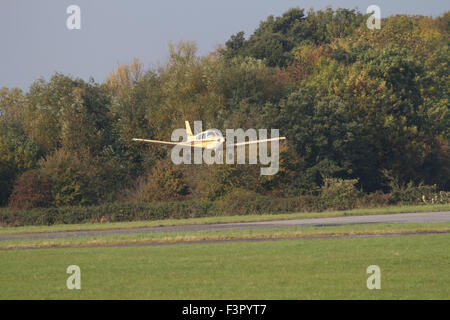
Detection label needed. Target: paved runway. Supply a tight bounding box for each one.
[1,211,449,242]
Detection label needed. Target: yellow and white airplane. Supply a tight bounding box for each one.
[132,121,286,150]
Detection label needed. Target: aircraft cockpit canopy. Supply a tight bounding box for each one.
[197,130,222,140]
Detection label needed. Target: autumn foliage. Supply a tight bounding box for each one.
[0,8,449,213]
[8,170,53,210]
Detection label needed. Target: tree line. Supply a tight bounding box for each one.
[1,8,449,210]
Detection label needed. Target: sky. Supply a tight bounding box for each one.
[1,0,449,91]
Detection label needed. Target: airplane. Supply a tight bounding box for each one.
[132,121,286,150]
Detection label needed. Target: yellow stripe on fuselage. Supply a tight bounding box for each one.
[190,139,216,147]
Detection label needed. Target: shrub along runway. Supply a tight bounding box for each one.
[1,211,449,244]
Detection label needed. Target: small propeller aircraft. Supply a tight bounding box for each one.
[132,121,286,150]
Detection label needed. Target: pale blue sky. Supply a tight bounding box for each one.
[1,0,449,90]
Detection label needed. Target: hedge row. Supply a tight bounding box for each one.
[1,188,448,227]
[0,197,307,227]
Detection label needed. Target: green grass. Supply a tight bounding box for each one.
[0,233,449,299]
[1,222,450,250]
[1,203,448,236]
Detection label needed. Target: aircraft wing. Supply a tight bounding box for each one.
[225,137,286,148]
[132,138,190,146]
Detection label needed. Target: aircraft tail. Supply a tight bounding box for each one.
[185,121,193,140]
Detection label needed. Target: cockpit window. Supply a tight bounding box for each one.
[196,130,222,140]
[212,130,222,137]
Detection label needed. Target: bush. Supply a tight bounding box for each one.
[39,149,102,206]
[8,170,54,210]
[356,191,391,208]
[421,191,450,204]
[0,160,16,206]
[139,161,190,202]
[297,194,321,211]
[389,182,438,204]
[318,177,362,210]
[214,189,308,216]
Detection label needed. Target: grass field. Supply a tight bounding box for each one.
[1,222,450,249]
[1,203,449,235]
[1,233,449,299]
[1,204,448,299]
